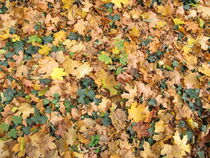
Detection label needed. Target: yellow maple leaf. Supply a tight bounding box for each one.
[11,34,20,42]
[182,45,191,54]
[53,30,67,46]
[156,21,166,29]
[182,45,197,66]
[187,37,196,47]
[38,45,51,55]
[128,102,148,122]
[0,30,10,40]
[198,63,210,77]
[173,18,185,25]
[61,0,73,9]
[173,131,191,153]
[129,26,140,37]
[187,118,198,129]
[111,0,128,8]
[157,5,172,16]
[161,131,191,158]
[51,67,67,80]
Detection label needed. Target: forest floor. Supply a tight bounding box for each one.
[0,0,209,157]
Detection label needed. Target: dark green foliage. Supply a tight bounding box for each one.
[147,50,165,63]
[101,113,112,126]
[12,116,23,126]
[25,45,39,55]
[42,35,53,44]
[3,88,17,105]
[13,41,24,53]
[68,32,83,41]
[0,123,9,132]
[8,128,17,138]
[0,2,8,14]
[89,135,100,147]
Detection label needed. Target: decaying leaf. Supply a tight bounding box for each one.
[110,109,126,132]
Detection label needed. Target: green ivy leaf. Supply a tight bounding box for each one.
[89,135,100,147]
[12,116,22,126]
[98,53,112,64]
[27,35,42,44]
[8,128,17,138]
[0,122,9,132]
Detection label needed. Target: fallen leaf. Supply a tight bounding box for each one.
[74,19,87,35]
[157,5,173,16]
[110,109,127,132]
[197,35,209,50]
[53,30,67,45]
[38,45,51,55]
[161,131,191,158]
[94,69,118,96]
[111,0,128,8]
[75,62,93,79]
[197,5,210,18]
[133,122,150,139]
[198,63,210,77]
[173,18,185,25]
[51,67,67,80]
[128,102,148,122]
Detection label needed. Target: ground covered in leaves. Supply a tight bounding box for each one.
[0,0,209,157]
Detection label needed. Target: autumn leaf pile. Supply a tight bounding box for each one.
[0,0,209,157]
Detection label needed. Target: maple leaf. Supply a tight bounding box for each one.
[110,109,126,132]
[161,131,191,158]
[198,63,210,77]
[75,62,93,79]
[156,21,166,29]
[133,122,150,139]
[157,5,173,16]
[51,67,67,80]
[173,18,184,25]
[74,19,87,35]
[53,30,67,45]
[15,103,34,126]
[197,35,209,50]
[128,102,148,122]
[111,0,128,8]
[30,133,57,157]
[197,5,210,18]
[187,37,196,47]
[129,26,140,37]
[38,45,51,55]
[98,51,112,64]
[62,0,73,9]
[140,141,158,158]
[63,57,81,75]
[38,56,59,77]
[62,57,92,79]
[94,70,118,96]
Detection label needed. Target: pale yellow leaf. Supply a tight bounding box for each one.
[198,63,210,77]
[38,45,51,55]
[111,0,128,8]
[51,67,67,80]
